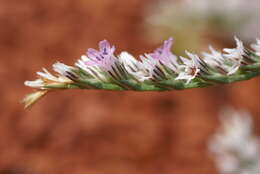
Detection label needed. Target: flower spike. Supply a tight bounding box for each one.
[24,37,260,108]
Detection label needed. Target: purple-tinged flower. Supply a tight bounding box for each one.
[148,37,179,72]
[76,55,107,81]
[86,40,116,71]
[140,54,167,80]
[84,40,127,80]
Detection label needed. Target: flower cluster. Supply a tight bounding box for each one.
[24,37,260,107]
[209,108,260,174]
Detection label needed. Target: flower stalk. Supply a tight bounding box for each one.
[24,37,260,108]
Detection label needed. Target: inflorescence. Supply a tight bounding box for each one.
[24,37,260,108]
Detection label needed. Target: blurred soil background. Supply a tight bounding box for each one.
[1,0,260,174]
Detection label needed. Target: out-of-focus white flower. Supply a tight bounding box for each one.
[146,0,260,42]
[209,108,260,174]
[215,155,239,174]
[182,0,260,16]
[251,39,260,56]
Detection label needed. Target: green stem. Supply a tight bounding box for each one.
[44,70,260,91]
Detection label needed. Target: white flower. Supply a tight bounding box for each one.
[202,44,246,75]
[25,68,72,89]
[52,62,76,78]
[251,39,260,56]
[37,68,66,82]
[224,37,245,60]
[223,37,245,75]
[24,79,45,88]
[118,52,151,82]
[175,51,201,84]
[203,46,225,68]
[140,54,166,80]
[75,55,107,81]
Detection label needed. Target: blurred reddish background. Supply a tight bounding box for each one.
[1,0,260,174]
